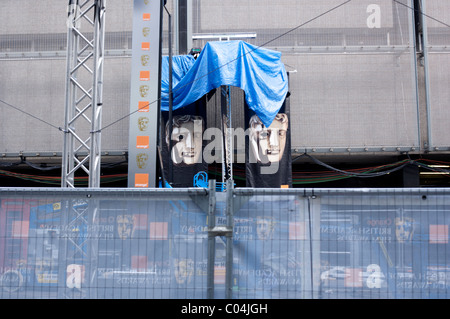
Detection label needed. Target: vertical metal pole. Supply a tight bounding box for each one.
[87,198,99,299]
[167,7,174,183]
[62,0,79,189]
[225,179,234,299]
[57,200,70,299]
[176,0,192,55]
[226,87,233,182]
[89,0,106,188]
[221,86,233,184]
[207,179,216,299]
[307,194,321,299]
[408,0,423,152]
[420,0,432,151]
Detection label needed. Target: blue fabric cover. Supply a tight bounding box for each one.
[161,41,289,127]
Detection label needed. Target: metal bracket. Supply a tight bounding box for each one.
[188,190,211,214]
[208,226,233,237]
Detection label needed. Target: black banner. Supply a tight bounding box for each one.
[161,98,208,187]
[245,92,292,188]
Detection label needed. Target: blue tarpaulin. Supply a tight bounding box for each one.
[161,41,289,128]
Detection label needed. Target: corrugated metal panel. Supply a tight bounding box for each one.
[423,0,450,151]
[0,1,176,156]
[287,52,419,152]
[0,0,433,156]
[0,57,131,154]
[0,187,448,299]
[193,0,420,153]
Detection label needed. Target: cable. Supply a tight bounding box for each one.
[393,0,450,28]
[0,98,63,132]
[98,0,353,133]
[90,0,450,134]
[0,1,352,136]
[208,154,417,183]
[97,99,158,132]
[98,0,450,134]
[301,154,412,178]
[0,169,127,186]
[2,155,450,186]
[416,159,450,175]
[292,160,412,185]
[0,157,126,171]
[5,0,447,136]
[3,0,450,175]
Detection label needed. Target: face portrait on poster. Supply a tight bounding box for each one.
[245,91,292,188]
[165,115,204,166]
[162,98,208,187]
[395,217,415,243]
[116,215,135,240]
[249,113,288,164]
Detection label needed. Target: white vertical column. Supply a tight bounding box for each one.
[127,0,164,188]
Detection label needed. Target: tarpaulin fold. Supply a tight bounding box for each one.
[161,40,289,127]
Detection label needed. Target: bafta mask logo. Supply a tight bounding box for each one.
[141,54,150,66]
[395,217,415,243]
[116,215,135,240]
[139,85,149,98]
[174,259,194,285]
[256,217,276,240]
[144,0,149,4]
[142,27,150,37]
[166,115,204,165]
[249,113,288,164]
[136,153,149,169]
[138,116,149,132]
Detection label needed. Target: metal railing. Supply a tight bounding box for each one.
[0,184,449,299]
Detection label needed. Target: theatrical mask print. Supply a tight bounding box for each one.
[141,55,150,66]
[116,215,135,240]
[138,116,149,132]
[395,217,415,243]
[139,85,149,98]
[136,153,148,169]
[249,113,288,164]
[256,217,276,240]
[166,115,204,165]
[174,259,194,284]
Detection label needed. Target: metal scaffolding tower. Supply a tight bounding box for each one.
[59,0,105,298]
[62,0,106,188]
[221,86,233,184]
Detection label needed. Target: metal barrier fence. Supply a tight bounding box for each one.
[0,184,449,299]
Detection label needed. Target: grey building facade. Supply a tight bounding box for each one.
[0,0,449,187]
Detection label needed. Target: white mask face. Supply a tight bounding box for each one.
[167,116,204,165]
[250,114,288,163]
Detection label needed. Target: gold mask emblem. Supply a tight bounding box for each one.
[141,55,150,66]
[139,85,149,98]
[138,116,149,131]
[136,153,149,169]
